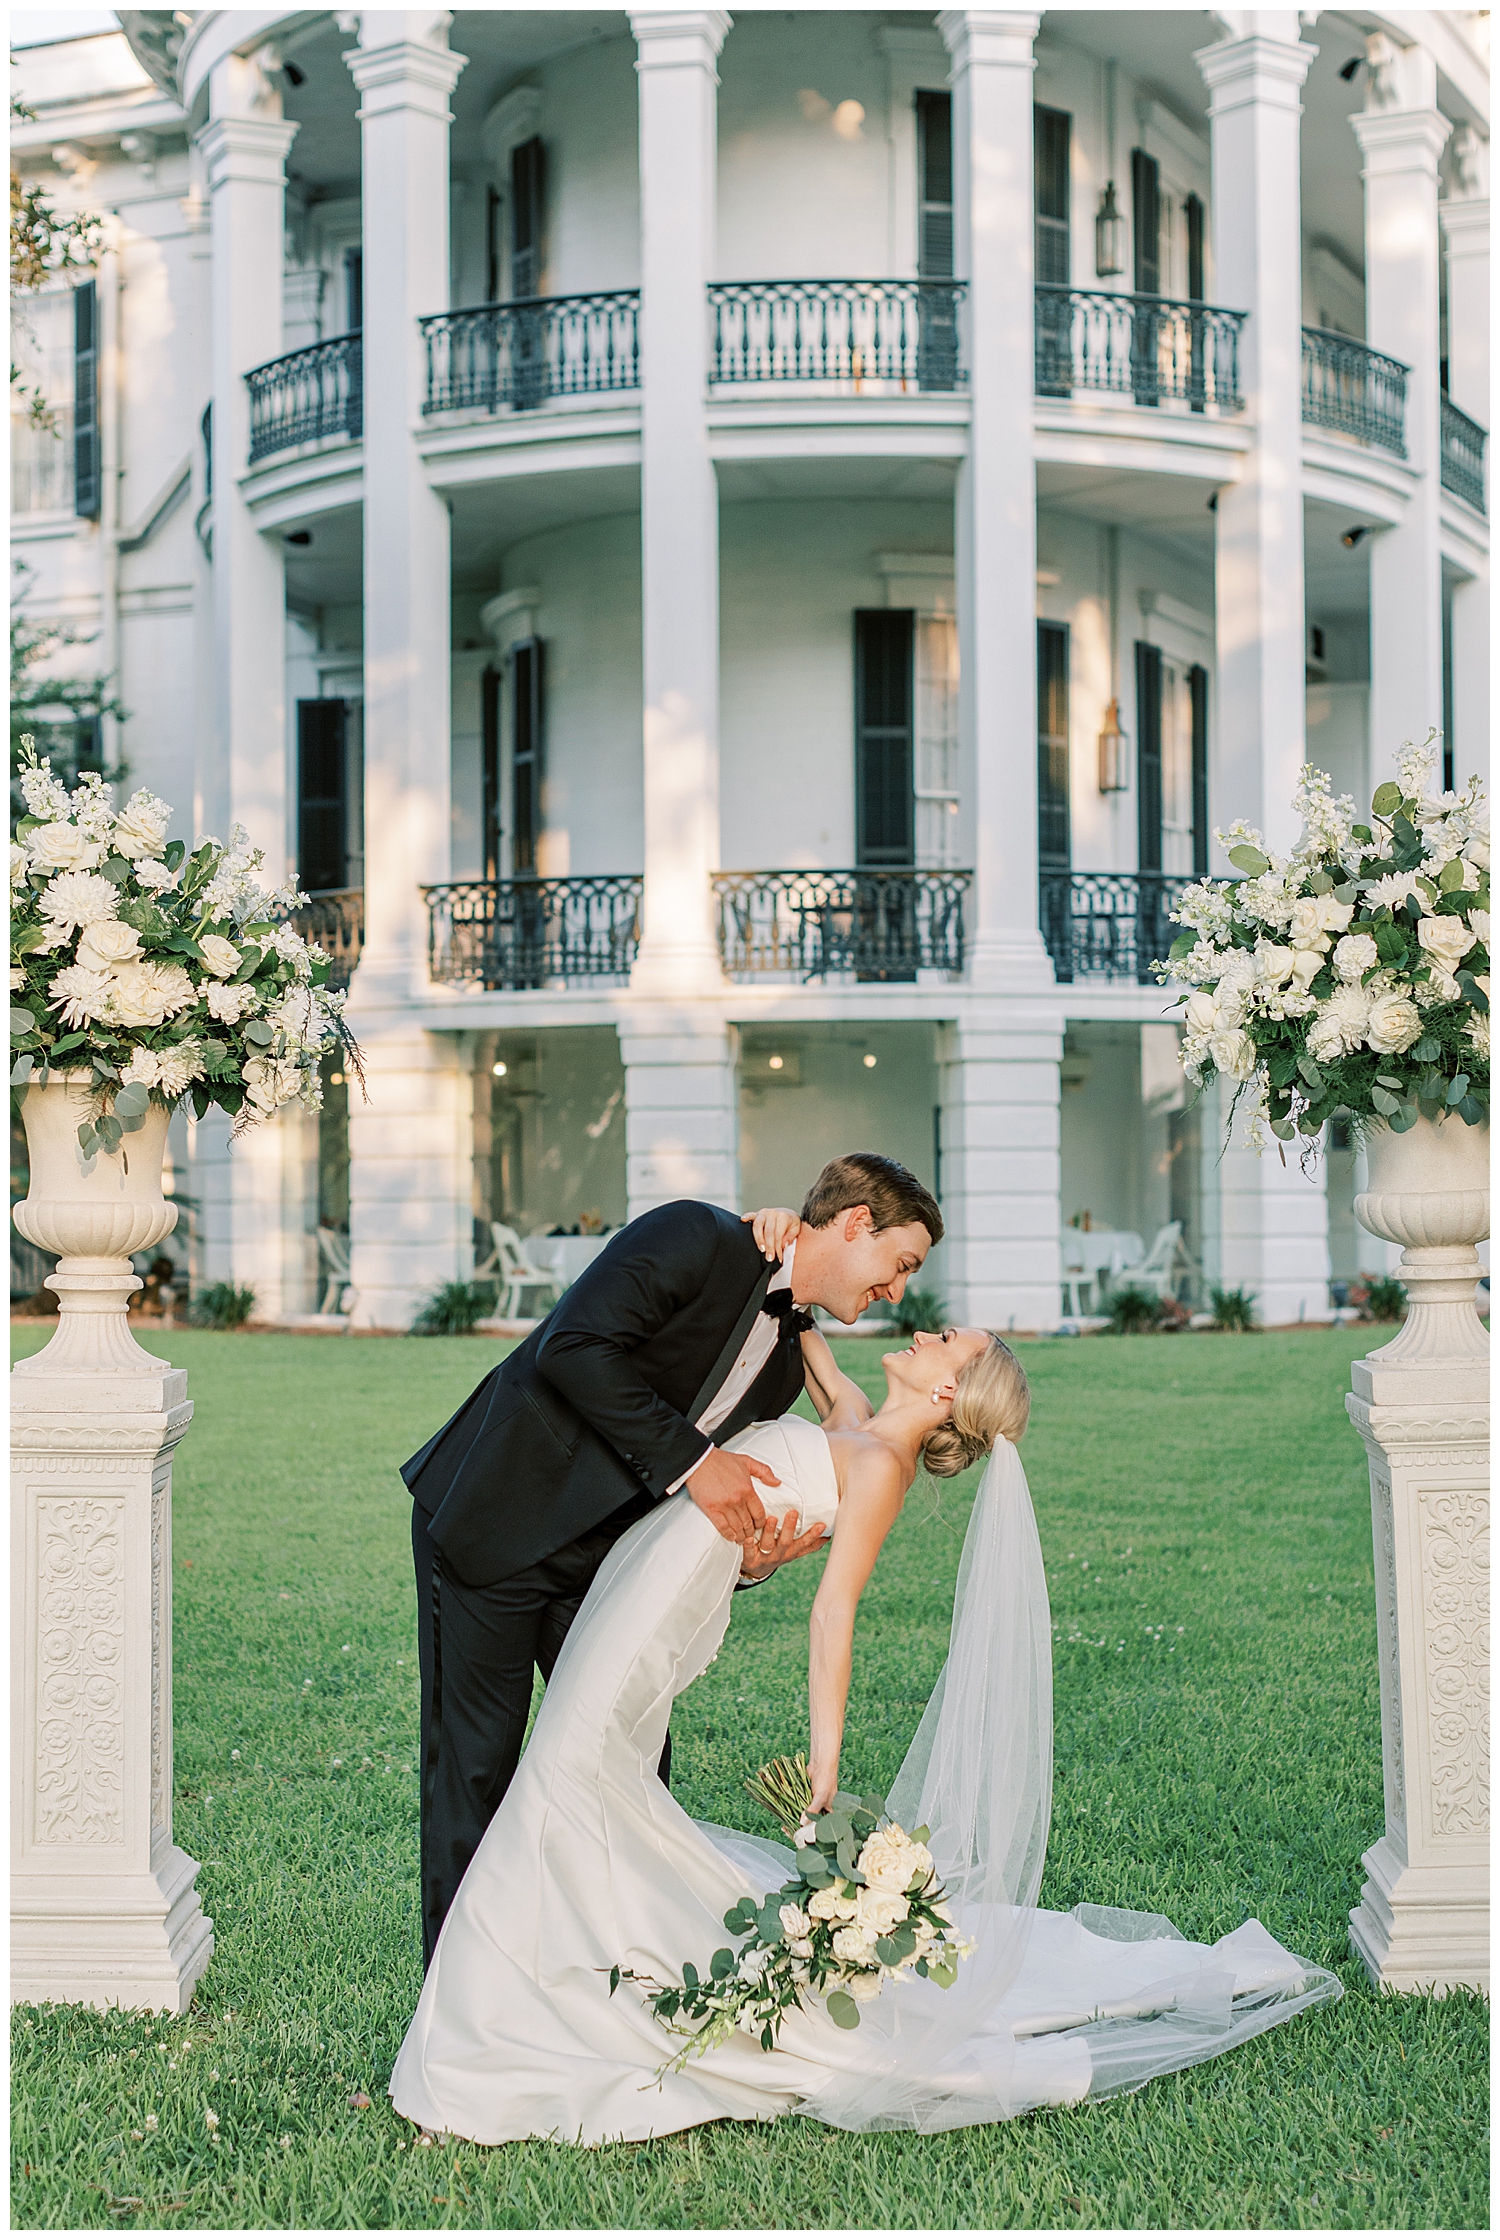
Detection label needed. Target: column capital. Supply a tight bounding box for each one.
[631,10,730,72]
[1352,105,1453,179]
[1193,32,1315,112]
[937,10,1041,69]
[1440,194,1490,248]
[193,113,298,195]
[346,36,466,119]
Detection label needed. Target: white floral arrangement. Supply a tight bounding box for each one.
[1156,742,1488,1146]
[11,743,358,1153]
[610,1757,972,2071]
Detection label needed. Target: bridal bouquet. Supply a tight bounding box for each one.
[1155,743,1489,1146]
[610,1755,971,2070]
[10,743,356,1147]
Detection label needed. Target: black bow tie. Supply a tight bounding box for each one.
[761,1290,814,1334]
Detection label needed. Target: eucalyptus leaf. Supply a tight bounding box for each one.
[1228,845,1269,876]
[1458,1094,1486,1125]
[1411,1037,1441,1064]
[1308,871,1334,895]
[1447,1074,1470,1105]
[11,1055,33,1085]
[77,1123,98,1156]
[10,1007,36,1037]
[1370,1086,1400,1117]
[1388,1104,1419,1133]
[825,1990,862,2031]
[1374,1076,1404,1091]
[96,1114,123,1149]
[243,1020,275,1047]
[1371,781,1403,817]
[114,1082,151,1118]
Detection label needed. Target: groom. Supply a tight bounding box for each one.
[402,1150,943,1962]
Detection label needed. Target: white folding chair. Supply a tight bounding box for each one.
[490,1223,563,1319]
[1112,1221,1186,1301]
[316,1226,354,1316]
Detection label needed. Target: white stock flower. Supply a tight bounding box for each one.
[39,870,121,933]
[111,791,170,859]
[1397,740,1439,797]
[779,1904,812,1941]
[26,820,100,873]
[197,933,243,978]
[1333,932,1379,983]
[18,760,74,822]
[1207,1027,1257,1081]
[1417,915,1476,975]
[858,1826,934,1895]
[268,922,308,964]
[1365,991,1423,1055]
[47,965,113,1029]
[206,980,259,1026]
[75,919,143,973]
[1467,1014,1491,1060]
[1307,987,1371,1061]
[69,770,115,843]
[107,961,196,1028]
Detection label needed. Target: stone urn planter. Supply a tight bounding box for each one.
[1346,1109,1489,1995]
[12,1074,178,1380]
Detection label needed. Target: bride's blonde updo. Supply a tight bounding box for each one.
[920,1333,1031,1479]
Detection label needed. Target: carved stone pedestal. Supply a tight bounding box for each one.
[1345,1116,1489,1995]
[11,1079,213,2011]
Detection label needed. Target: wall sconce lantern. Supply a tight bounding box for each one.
[1097,697,1131,793]
[1094,181,1127,278]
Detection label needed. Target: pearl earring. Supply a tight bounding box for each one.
[930,1387,943,1406]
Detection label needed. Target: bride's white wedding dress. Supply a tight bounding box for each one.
[390,1415,1339,2144]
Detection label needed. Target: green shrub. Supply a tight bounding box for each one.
[1210,1285,1259,1333]
[1103,1284,1162,1335]
[1357,1273,1408,1324]
[881,1284,950,1337]
[410,1280,497,1336]
[187,1281,256,1331]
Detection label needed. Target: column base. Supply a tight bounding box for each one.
[13,1843,214,2014]
[964,926,1057,993]
[1348,1834,1488,1996]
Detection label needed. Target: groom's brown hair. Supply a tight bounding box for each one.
[801,1152,944,1246]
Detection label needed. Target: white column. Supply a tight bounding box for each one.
[629,10,730,997]
[344,15,469,1332]
[1195,19,1315,856]
[1352,48,1451,782]
[939,10,1052,990]
[1441,148,1489,786]
[938,1017,1063,1330]
[1213,1100,1333,1326]
[194,55,300,1321]
[621,1016,738,1220]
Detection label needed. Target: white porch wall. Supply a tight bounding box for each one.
[736,1022,941,1226]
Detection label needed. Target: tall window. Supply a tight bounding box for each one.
[510,137,545,299]
[11,289,75,513]
[1034,106,1071,285]
[343,246,363,332]
[1184,192,1205,302]
[297,699,362,892]
[855,610,915,867]
[511,637,545,874]
[1135,648,1208,876]
[915,91,952,278]
[915,615,960,867]
[1037,621,1071,870]
[1131,149,1161,294]
[1135,640,1163,873]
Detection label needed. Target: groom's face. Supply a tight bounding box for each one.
[805,1207,930,1325]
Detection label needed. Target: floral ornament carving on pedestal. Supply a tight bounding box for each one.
[35,1497,125,1848]
[1423,1488,1490,1839]
[1372,1473,1406,1823]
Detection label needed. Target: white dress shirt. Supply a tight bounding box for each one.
[667,1243,795,1494]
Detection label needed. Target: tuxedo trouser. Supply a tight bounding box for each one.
[413,1502,670,1968]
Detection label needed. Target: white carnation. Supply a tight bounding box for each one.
[134,857,178,892]
[1332,933,1379,983]
[206,980,259,1026]
[39,870,121,933]
[122,1049,163,1088]
[1466,909,1490,951]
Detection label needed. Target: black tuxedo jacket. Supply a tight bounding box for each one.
[400,1200,808,1586]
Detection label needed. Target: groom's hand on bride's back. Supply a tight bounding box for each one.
[687,1446,780,1543]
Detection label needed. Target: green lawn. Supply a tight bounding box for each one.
[9,1323,1487,2231]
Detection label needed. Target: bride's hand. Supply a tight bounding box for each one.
[742,1206,801,1262]
[808,1759,839,1815]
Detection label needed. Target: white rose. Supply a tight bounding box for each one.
[107,961,196,1029]
[807,1882,849,1922]
[1332,932,1379,983]
[1466,909,1490,951]
[1315,894,1355,936]
[197,933,243,979]
[1184,991,1220,1037]
[1255,943,1295,987]
[779,1904,812,1942]
[11,843,31,887]
[1288,897,1329,950]
[75,919,144,974]
[1365,991,1423,1055]
[844,1971,884,2002]
[1288,949,1323,990]
[1208,1027,1257,1082]
[857,1827,934,1895]
[26,821,99,873]
[855,1888,910,1940]
[788,1936,814,1959]
[831,1924,877,1966]
[1417,914,1476,973]
[111,798,170,859]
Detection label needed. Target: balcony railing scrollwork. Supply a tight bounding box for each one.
[708,280,968,393]
[425,875,643,989]
[1300,327,1407,456]
[246,333,363,463]
[1034,287,1246,413]
[1440,393,1487,513]
[713,868,971,983]
[290,887,365,991]
[1040,870,1194,986]
[421,292,641,415]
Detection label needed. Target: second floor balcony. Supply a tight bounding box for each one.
[1441,393,1488,514]
[1300,326,1407,457]
[247,334,362,463]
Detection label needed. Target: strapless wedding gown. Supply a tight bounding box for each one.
[390,1415,1338,2145]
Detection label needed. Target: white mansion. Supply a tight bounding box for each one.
[10,5,1490,1331]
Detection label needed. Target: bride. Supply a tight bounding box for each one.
[390,1279,1339,2144]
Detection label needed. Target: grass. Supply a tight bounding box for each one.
[9,1324,1488,2231]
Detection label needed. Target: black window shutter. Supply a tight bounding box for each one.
[511,637,544,873]
[481,664,502,880]
[343,246,363,332]
[915,91,953,279]
[297,700,348,893]
[1131,149,1160,295]
[1037,621,1071,870]
[855,610,914,868]
[73,278,100,520]
[1189,662,1209,876]
[1185,193,1204,302]
[510,137,545,300]
[1034,105,1071,286]
[1135,641,1163,874]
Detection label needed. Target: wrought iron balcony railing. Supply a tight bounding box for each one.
[1034,287,1246,413]
[421,292,640,415]
[708,280,968,393]
[291,887,365,991]
[713,868,971,983]
[425,875,642,989]
[1300,327,1407,456]
[1040,870,1194,986]
[1440,393,1487,513]
[246,333,363,463]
